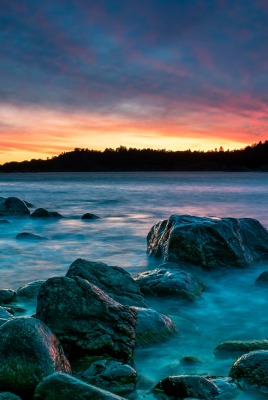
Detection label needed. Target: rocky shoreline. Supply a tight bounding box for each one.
[1,196,268,399]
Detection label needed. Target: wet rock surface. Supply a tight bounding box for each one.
[36,276,137,362]
[16,280,46,301]
[0,290,16,304]
[154,375,220,399]
[0,317,71,398]
[0,197,30,216]
[16,232,48,241]
[229,350,268,393]
[147,214,268,268]
[0,393,22,400]
[31,208,63,218]
[215,340,268,359]
[34,372,128,399]
[81,359,137,394]
[134,263,204,300]
[81,213,100,220]
[66,258,145,307]
[134,307,176,345]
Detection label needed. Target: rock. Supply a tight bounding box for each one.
[17,280,46,301]
[134,264,204,301]
[0,290,16,304]
[0,307,13,319]
[229,350,268,393]
[180,355,203,366]
[154,375,220,399]
[256,271,268,285]
[66,258,145,307]
[36,276,137,362]
[23,200,33,208]
[215,340,268,359]
[0,393,22,400]
[33,372,128,399]
[0,197,30,216]
[0,220,10,224]
[209,377,238,400]
[147,214,268,269]
[16,232,48,241]
[81,213,100,220]
[31,208,63,218]
[134,307,176,345]
[0,317,71,398]
[81,359,137,394]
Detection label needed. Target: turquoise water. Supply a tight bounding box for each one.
[1,171,268,399]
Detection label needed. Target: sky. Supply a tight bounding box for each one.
[1,0,268,163]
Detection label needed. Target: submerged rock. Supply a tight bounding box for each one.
[31,208,63,218]
[81,359,137,394]
[33,372,128,400]
[81,213,100,220]
[66,258,145,307]
[17,280,46,301]
[134,307,176,345]
[147,214,268,269]
[0,197,30,216]
[0,317,71,398]
[229,350,268,393]
[255,271,268,285]
[16,232,48,241]
[0,290,16,304]
[154,375,220,399]
[215,340,268,359]
[36,276,137,362]
[0,220,10,224]
[134,264,204,300]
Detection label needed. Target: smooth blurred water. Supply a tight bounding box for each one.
[1,171,268,399]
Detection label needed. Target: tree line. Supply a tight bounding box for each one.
[1,141,268,172]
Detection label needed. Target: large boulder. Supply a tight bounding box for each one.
[147,214,268,269]
[81,359,137,394]
[0,317,71,398]
[134,263,204,301]
[36,276,137,362]
[0,197,30,216]
[17,280,46,301]
[34,372,128,400]
[215,340,268,359]
[0,290,16,305]
[229,350,268,393]
[66,258,145,307]
[134,307,176,345]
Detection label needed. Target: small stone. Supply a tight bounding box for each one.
[16,232,48,241]
[31,208,63,218]
[81,213,100,220]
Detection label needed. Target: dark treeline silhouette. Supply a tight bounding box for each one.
[1,141,268,172]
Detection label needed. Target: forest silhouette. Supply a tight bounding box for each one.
[1,141,268,172]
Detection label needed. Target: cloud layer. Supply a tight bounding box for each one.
[1,0,268,161]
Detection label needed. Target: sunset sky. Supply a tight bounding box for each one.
[1,0,268,163]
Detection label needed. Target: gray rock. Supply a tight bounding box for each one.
[147,214,268,269]
[134,265,204,300]
[81,213,100,220]
[17,280,46,301]
[66,258,145,307]
[154,375,220,399]
[256,271,268,285]
[215,340,268,359]
[0,317,71,398]
[229,350,268,393]
[81,359,137,394]
[31,208,63,218]
[0,393,22,400]
[134,307,176,345]
[34,372,128,399]
[36,276,137,362]
[0,290,16,304]
[0,197,30,216]
[16,232,48,241]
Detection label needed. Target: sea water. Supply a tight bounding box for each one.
[1,171,268,399]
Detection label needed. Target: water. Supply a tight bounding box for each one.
[1,171,268,399]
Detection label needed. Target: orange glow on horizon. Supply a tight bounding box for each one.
[0,103,267,164]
